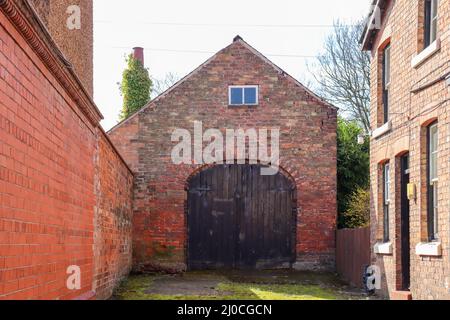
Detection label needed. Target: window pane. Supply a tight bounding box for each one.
[424,0,432,47]
[384,164,390,203]
[244,87,257,104]
[384,205,389,242]
[433,183,438,237]
[431,153,437,181]
[431,0,438,20]
[425,0,438,44]
[430,124,438,181]
[230,88,243,105]
[384,46,391,85]
[431,125,438,151]
[431,17,438,42]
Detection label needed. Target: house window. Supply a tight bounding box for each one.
[229,86,258,106]
[382,44,391,124]
[427,122,438,241]
[383,163,390,242]
[424,0,438,48]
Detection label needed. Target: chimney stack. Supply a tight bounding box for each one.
[133,47,145,66]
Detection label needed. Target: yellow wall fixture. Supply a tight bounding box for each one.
[407,183,417,201]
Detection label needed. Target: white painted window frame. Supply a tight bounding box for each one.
[429,122,439,239]
[384,163,390,204]
[384,45,391,88]
[228,85,259,106]
[430,0,439,44]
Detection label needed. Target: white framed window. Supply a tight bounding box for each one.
[384,163,390,204]
[382,44,391,124]
[383,163,390,242]
[229,85,259,106]
[429,123,438,182]
[424,0,439,48]
[428,122,438,240]
[384,45,391,88]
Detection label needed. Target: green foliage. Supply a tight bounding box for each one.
[337,118,369,228]
[119,54,152,121]
[341,188,370,228]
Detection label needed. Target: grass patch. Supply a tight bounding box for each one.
[112,274,353,300]
[217,283,344,300]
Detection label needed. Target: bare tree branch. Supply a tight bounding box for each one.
[151,72,180,98]
[309,20,371,133]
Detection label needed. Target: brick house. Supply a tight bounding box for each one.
[108,36,338,272]
[361,0,450,299]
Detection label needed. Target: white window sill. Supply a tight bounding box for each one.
[411,38,441,68]
[228,104,259,107]
[372,121,392,139]
[374,242,393,255]
[415,242,442,257]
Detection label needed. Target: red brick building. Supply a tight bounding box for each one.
[362,0,450,299]
[0,0,133,300]
[108,37,338,272]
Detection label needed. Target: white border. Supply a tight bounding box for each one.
[228,85,259,106]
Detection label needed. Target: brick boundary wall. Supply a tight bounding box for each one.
[93,129,133,300]
[0,0,133,300]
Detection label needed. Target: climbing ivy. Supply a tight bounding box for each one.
[119,54,152,121]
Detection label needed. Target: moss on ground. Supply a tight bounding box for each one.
[112,272,362,300]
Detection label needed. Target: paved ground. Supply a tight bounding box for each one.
[112,270,373,300]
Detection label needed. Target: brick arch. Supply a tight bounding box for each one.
[184,160,298,192]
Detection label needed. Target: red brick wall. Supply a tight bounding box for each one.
[109,39,338,272]
[93,129,133,300]
[0,2,133,300]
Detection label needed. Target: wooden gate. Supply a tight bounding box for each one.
[187,164,296,270]
[336,227,370,288]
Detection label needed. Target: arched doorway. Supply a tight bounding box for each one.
[187,163,297,270]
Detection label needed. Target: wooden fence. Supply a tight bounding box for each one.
[336,227,370,288]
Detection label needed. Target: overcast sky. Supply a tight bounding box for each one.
[93,0,370,130]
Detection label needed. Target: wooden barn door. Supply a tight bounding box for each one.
[187,164,296,270]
